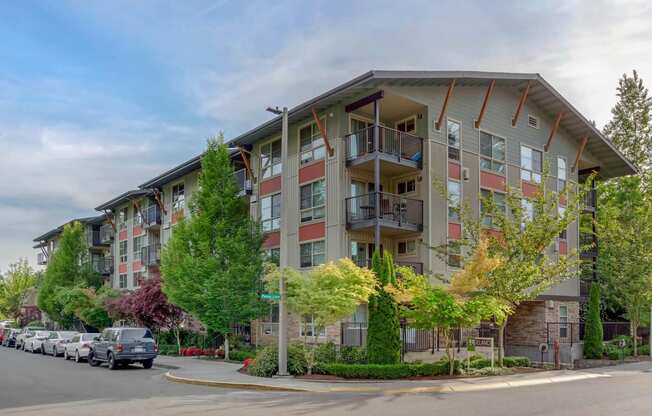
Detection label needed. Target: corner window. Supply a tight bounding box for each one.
[447,240,461,268]
[118,207,128,230]
[447,119,461,161]
[300,180,325,223]
[132,271,143,288]
[172,183,185,213]
[397,178,416,195]
[397,239,417,257]
[448,180,461,222]
[480,132,505,174]
[396,116,416,134]
[521,146,543,183]
[557,157,567,190]
[118,274,128,289]
[299,121,326,165]
[481,189,506,228]
[261,140,282,179]
[300,240,325,268]
[119,240,128,263]
[133,236,144,260]
[261,193,281,232]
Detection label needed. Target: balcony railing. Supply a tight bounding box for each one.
[344,125,423,167]
[580,232,598,258]
[86,229,103,247]
[102,256,114,275]
[141,244,161,267]
[396,261,424,275]
[100,224,114,244]
[37,252,47,266]
[143,204,162,228]
[583,189,596,212]
[234,168,253,195]
[345,192,423,231]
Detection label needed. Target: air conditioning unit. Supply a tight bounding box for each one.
[462,167,471,181]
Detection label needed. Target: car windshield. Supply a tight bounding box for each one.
[35,331,50,338]
[59,332,77,338]
[81,334,99,341]
[119,329,153,340]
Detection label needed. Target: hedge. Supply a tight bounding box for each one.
[229,350,257,362]
[247,343,308,377]
[313,361,459,379]
[469,356,530,369]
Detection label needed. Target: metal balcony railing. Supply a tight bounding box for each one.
[100,224,114,244]
[143,204,162,227]
[583,189,596,212]
[580,232,598,258]
[140,244,161,267]
[234,168,253,195]
[102,256,114,275]
[345,192,423,230]
[396,261,424,275]
[37,252,47,266]
[86,229,102,247]
[344,125,423,166]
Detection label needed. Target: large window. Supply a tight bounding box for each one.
[118,207,128,230]
[172,183,185,213]
[119,240,128,263]
[300,315,326,337]
[397,178,416,195]
[119,274,127,289]
[134,204,143,226]
[447,119,461,161]
[480,132,506,174]
[521,145,543,183]
[481,189,506,228]
[448,180,461,222]
[522,199,535,226]
[299,121,326,165]
[557,156,567,190]
[300,240,325,268]
[132,271,143,288]
[261,193,281,232]
[300,180,325,223]
[133,236,144,260]
[261,140,282,179]
[559,305,568,338]
[265,247,280,266]
[350,241,372,268]
[397,239,417,257]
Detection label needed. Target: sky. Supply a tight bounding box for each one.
[1,0,652,272]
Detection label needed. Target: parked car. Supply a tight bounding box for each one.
[24,331,51,353]
[1,328,19,347]
[0,321,15,345]
[88,327,157,370]
[64,332,100,362]
[42,331,78,357]
[15,326,44,350]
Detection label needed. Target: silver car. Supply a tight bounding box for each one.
[24,331,51,353]
[15,326,45,350]
[43,331,78,357]
[64,333,100,362]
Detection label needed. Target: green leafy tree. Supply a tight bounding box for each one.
[583,283,604,359]
[366,250,401,364]
[38,222,101,326]
[57,286,121,331]
[161,136,265,360]
[597,175,652,356]
[0,259,38,321]
[265,259,376,373]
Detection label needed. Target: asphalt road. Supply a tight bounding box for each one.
[2,345,652,416]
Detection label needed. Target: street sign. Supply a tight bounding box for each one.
[261,293,281,301]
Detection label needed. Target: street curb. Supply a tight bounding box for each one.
[154,363,181,370]
[164,370,610,394]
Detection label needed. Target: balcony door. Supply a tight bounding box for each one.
[350,241,381,268]
[349,116,374,157]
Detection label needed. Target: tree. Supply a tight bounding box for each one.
[583,283,603,359]
[597,175,652,356]
[436,169,589,365]
[265,259,376,373]
[603,70,652,188]
[57,286,121,331]
[0,259,38,321]
[367,250,401,364]
[118,278,185,354]
[161,136,265,360]
[38,222,101,326]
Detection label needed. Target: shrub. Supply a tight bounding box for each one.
[314,341,338,364]
[639,344,650,355]
[313,361,459,379]
[229,350,257,362]
[247,343,308,377]
[583,284,603,359]
[338,346,367,364]
[469,355,530,368]
[367,251,401,364]
[158,344,179,356]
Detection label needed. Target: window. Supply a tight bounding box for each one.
[300,180,325,223]
[300,315,326,337]
[133,236,144,260]
[558,205,567,240]
[350,241,372,268]
[134,205,143,226]
[448,180,461,222]
[481,189,506,228]
[119,240,128,263]
[480,132,506,174]
[397,239,417,257]
[118,274,127,289]
[522,199,534,226]
[447,119,461,161]
[300,240,325,268]
[172,183,185,213]
[397,178,416,195]
[261,140,282,179]
[299,121,326,165]
[396,116,416,134]
[118,207,128,230]
[521,146,543,183]
[557,157,567,190]
[559,305,568,338]
[132,271,143,288]
[261,193,281,232]
[448,240,461,268]
[265,248,280,266]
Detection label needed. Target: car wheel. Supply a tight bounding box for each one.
[41,346,46,355]
[107,353,118,370]
[88,351,100,367]
[142,359,154,369]
[64,350,69,360]
[75,351,81,363]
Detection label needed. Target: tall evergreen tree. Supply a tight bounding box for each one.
[161,135,265,360]
[366,250,401,364]
[583,283,603,359]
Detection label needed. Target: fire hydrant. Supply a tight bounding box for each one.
[553,340,561,370]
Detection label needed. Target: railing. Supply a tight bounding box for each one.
[234,168,253,195]
[86,229,102,247]
[102,256,114,275]
[546,322,580,346]
[583,189,597,212]
[396,261,424,274]
[143,204,161,227]
[580,232,597,258]
[140,244,161,266]
[100,224,114,244]
[344,125,423,165]
[345,192,423,230]
[36,252,47,266]
[400,323,500,354]
[579,322,650,345]
[341,322,367,347]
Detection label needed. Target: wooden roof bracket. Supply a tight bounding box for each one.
[474,80,496,129]
[237,146,255,183]
[544,112,564,152]
[153,188,167,216]
[572,136,589,171]
[511,81,531,127]
[132,199,144,223]
[312,108,333,157]
[103,210,116,231]
[435,79,456,131]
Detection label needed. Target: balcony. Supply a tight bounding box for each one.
[86,228,105,247]
[396,261,424,275]
[101,256,114,276]
[580,232,598,259]
[345,125,423,173]
[234,168,253,196]
[345,192,423,235]
[583,189,596,212]
[37,252,47,266]
[141,244,161,267]
[100,224,114,244]
[143,204,162,229]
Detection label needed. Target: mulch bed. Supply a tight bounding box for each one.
[294,366,543,381]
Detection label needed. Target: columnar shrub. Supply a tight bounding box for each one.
[583,283,604,359]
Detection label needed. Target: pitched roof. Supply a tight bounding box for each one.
[33,214,107,243]
[94,189,154,211]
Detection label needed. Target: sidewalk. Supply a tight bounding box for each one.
[155,356,611,394]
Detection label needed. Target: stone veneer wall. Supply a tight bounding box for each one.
[251,315,341,346]
[506,300,580,346]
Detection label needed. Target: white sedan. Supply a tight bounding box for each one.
[64,333,100,362]
[24,331,52,353]
[42,331,78,356]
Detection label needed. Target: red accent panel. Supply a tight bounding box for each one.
[263,231,280,248]
[299,160,325,184]
[448,161,461,180]
[448,222,462,240]
[260,176,282,196]
[559,240,568,255]
[133,225,143,236]
[559,194,567,207]
[118,263,127,274]
[299,222,326,242]
[483,228,504,241]
[119,229,128,241]
[522,181,539,198]
[480,171,506,192]
[132,260,142,271]
[171,210,184,225]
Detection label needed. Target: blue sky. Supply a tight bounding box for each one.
[1,0,652,272]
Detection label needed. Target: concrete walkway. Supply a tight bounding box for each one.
[156,356,611,394]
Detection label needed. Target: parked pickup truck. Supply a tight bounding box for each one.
[88,327,158,370]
